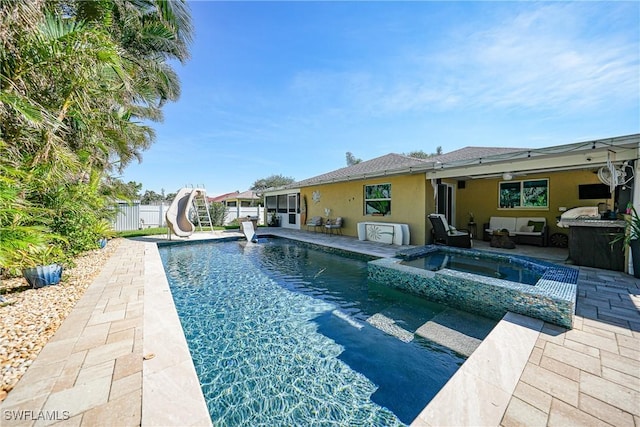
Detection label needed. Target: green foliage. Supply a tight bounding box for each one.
[251,174,295,191]
[0,158,59,274]
[346,152,362,166]
[404,147,442,159]
[208,202,227,227]
[16,243,69,270]
[117,227,168,238]
[0,0,192,272]
[613,207,640,250]
[140,189,164,204]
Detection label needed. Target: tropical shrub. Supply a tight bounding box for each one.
[0,1,193,273]
[208,202,228,227]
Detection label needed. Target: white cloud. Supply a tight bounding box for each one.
[288,3,639,117]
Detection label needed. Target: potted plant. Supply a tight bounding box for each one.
[615,207,640,278]
[269,212,280,227]
[20,245,67,288]
[93,219,115,249]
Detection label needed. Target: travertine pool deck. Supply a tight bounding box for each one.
[1,228,638,426]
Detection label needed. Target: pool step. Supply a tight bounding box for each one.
[366,313,414,343]
[415,309,497,357]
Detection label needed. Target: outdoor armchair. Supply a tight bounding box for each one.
[428,213,472,248]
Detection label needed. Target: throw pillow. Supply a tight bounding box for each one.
[528,220,544,232]
[520,225,535,232]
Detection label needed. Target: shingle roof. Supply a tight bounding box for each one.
[293,153,433,187]
[210,190,259,201]
[430,147,525,163]
[288,147,528,188]
[287,147,527,188]
[209,191,238,202]
[234,190,260,200]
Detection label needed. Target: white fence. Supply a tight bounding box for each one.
[112,203,169,231]
[140,204,170,228]
[113,202,140,232]
[113,203,264,231]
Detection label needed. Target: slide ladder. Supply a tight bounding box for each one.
[192,191,214,232]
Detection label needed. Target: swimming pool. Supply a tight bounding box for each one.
[159,238,497,426]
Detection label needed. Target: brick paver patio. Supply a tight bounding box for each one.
[501,267,640,427]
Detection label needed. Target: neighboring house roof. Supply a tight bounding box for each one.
[232,190,260,200]
[209,191,238,203]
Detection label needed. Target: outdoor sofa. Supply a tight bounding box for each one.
[483,216,548,246]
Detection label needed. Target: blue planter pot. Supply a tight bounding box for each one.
[98,238,108,249]
[23,264,63,288]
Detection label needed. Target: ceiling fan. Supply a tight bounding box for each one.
[597,156,634,193]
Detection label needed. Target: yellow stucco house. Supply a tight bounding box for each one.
[263,134,639,248]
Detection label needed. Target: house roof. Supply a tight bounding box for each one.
[264,133,639,192]
[233,190,260,200]
[210,190,260,202]
[430,147,524,163]
[209,191,238,202]
[293,153,432,187]
[288,147,524,188]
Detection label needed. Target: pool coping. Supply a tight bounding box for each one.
[411,312,543,426]
[142,242,212,426]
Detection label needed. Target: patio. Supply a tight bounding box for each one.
[0,228,637,426]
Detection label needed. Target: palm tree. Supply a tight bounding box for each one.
[0,0,193,268]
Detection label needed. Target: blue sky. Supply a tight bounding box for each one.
[122,1,640,197]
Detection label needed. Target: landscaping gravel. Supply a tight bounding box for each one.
[0,238,122,401]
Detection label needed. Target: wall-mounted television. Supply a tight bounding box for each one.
[579,183,611,199]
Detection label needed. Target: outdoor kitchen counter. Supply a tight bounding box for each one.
[559,219,627,271]
[558,219,627,228]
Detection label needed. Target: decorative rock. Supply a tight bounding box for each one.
[0,239,122,400]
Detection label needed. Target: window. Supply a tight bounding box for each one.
[499,179,548,209]
[265,196,276,212]
[226,201,237,207]
[364,183,391,215]
[277,194,287,213]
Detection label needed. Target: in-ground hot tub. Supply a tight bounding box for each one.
[368,245,578,328]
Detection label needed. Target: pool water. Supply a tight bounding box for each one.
[401,250,543,285]
[159,239,495,426]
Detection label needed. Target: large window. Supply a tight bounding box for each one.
[499,179,548,209]
[364,183,391,216]
[266,194,296,213]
